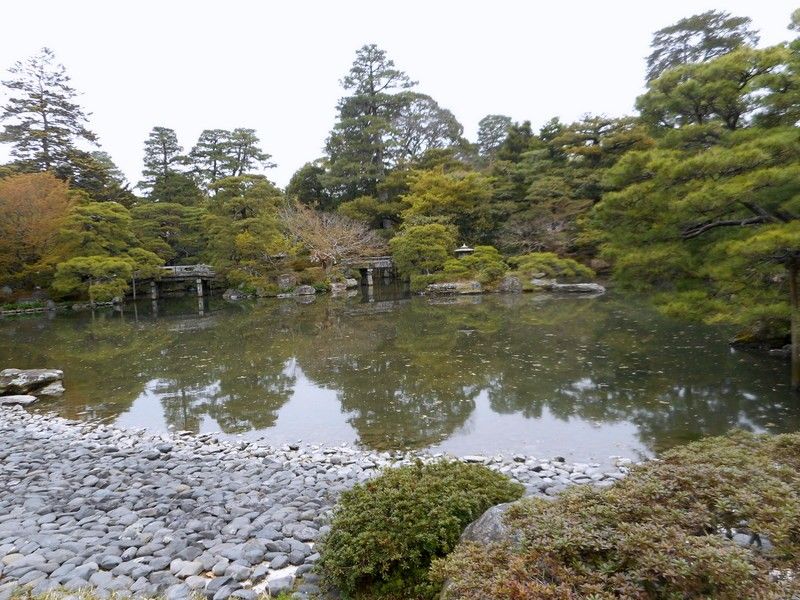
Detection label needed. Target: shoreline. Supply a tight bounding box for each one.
[0,406,632,599]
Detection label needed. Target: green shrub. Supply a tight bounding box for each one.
[389,223,458,277]
[298,266,326,286]
[442,245,508,285]
[509,251,594,281]
[409,272,447,292]
[432,431,800,600]
[319,461,524,600]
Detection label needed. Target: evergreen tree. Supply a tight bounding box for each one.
[190,129,230,189]
[49,201,163,300]
[388,92,464,165]
[226,128,273,176]
[0,48,97,172]
[590,127,800,386]
[286,162,332,209]
[646,10,759,80]
[139,126,186,192]
[476,114,512,158]
[323,44,416,202]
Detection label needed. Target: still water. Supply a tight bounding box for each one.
[0,286,794,462]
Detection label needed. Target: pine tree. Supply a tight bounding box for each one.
[139,126,186,192]
[0,48,97,172]
[324,44,416,202]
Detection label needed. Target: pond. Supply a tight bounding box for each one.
[0,286,795,462]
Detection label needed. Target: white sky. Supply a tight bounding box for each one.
[0,1,794,188]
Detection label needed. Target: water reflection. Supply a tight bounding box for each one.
[0,287,794,460]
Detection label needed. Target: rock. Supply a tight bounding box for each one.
[462,455,488,464]
[35,381,65,396]
[0,368,63,395]
[294,285,316,296]
[176,560,203,578]
[226,563,251,581]
[276,273,298,291]
[529,278,605,294]
[0,285,11,298]
[222,289,249,301]
[768,344,792,358]
[99,555,122,570]
[345,278,359,289]
[240,540,266,564]
[165,583,191,600]
[268,575,295,596]
[425,281,482,295]
[329,282,348,295]
[294,526,318,542]
[185,575,208,590]
[270,554,289,570]
[497,276,522,294]
[0,395,38,406]
[460,503,519,546]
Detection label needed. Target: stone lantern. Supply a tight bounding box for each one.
[454,244,474,258]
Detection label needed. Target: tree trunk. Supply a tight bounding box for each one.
[790,258,800,391]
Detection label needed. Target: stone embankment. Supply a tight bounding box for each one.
[0,407,632,600]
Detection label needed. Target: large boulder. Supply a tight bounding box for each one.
[0,369,63,396]
[459,502,517,545]
[345,278,359,289]
[294,285,316,296]
[330,282,348,295]
[276,273,298,292]
[497,276,522,294]
[425,281,482,295]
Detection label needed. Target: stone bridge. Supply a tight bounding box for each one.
[342,256,395,285]
[136,264,218,301]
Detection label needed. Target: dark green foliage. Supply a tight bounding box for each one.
[509,252,594,281]
[389,223,457,276]
[148,172,204,206]
[139,126,186,192]
[0,48,97,172]
[286,162,332,209]
[319,461,524,600]
[476,114,512,158]
[442,245,508,285]
[323,44,416,201]
[434,431,800,599]
[646,10,759,81]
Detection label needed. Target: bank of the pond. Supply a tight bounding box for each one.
[0,406,632,600]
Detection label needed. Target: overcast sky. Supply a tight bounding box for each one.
[0,1,795,188]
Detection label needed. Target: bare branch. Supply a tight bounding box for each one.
[681,215,769,239]
[281,202,385,268]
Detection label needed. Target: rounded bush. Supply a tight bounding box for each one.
[318,460,524,599]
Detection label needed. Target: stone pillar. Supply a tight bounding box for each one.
[150,281,159,301]
[366,268,374,286]
[196,278,204,298]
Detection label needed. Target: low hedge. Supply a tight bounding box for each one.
[432,431,800,599]
[318,460,524,599]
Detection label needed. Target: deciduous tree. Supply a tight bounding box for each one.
[282,201,382,269]
[0,172,74,285]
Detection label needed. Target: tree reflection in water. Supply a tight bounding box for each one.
[0,290,794,456]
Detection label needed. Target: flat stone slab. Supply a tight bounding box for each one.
[0,368,63,396]
[0,394,37,406]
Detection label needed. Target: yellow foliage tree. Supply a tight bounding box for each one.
[0,172,74,287]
